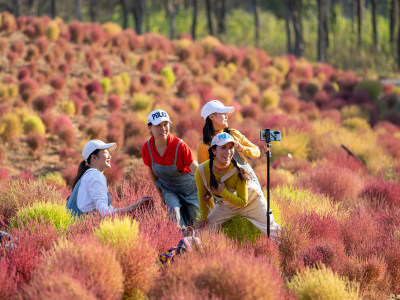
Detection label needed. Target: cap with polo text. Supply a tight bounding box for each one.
[147,109,172,125]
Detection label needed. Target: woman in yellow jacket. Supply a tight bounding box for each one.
[195,132,279,240]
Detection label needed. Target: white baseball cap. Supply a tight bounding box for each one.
[147,109,172,125]
[82,139,117,162]
[201,100,235,120]
[211,132,236,147]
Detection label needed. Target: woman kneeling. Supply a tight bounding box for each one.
[195,133,280,241]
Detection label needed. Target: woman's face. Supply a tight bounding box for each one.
[210,112,229,131]
[91,149,112,172]
[212,142,234,167]
[149,121,170,141]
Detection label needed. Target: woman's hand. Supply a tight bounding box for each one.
[198,220,207,228]
[202,192,212,202]
[234,142,244,152]
[211,183,225,194]
[137,196,153,207]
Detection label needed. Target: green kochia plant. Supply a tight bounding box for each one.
[221,215,262,244]
[286,264,360,300]
[11,202,76,233]
[94,216,139,248]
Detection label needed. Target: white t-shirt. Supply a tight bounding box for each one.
[77,168,114,217]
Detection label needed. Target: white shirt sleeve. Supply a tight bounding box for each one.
[87,172,114,217]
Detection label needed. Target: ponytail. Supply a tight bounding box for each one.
[202,116,232,145]
[231,157,249,182]
[70,149,100,190]
[208,147,219,190]
[208,146,249,189]
[202,117,214,145]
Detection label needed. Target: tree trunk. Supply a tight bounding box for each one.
[253,0,260,48]
[145,0,150,32]
[397,8,400,69]
[317,0,329,62]
[352,0,357,33]
[390,0,398,43]
[288,0,304,57]
[121,0,128,29]
[50,0,57,19]
[331,0,340,24]
[285,0,293,54]
[167,0,181,40]
[206,0,214,35]
[371,0,379,51]
[13,0,19,17]
[192,0,198,40]
[75,0,82,21]
[357,0,363,47]
[215,0,226,41]
[89,0,97,22]
[28,0,37,15]
[132,0,144,34]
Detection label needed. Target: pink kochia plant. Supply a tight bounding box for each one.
[359,178,400,208]
[108,94,122,112]
[85,80,103,96]
[54,114,75,147]
[149,247,287,299]
[49,75,66,90]
[19,77,39,103]
[21,236,124,300]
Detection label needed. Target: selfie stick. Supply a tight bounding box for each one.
[262,129,272,238]
[266,142,271,238]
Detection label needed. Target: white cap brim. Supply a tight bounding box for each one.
[150,118,172,126]
[99,142,117,151]
[201,104,235,120]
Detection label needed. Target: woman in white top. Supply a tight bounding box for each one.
[66,140,151,217]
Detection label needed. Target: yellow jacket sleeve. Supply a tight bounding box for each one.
[230,128,261,159]
[219,179,248,208]
[195,166,214,220]
[197,140,210,165]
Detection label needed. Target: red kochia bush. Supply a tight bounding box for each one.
[59,147,79,163]
[22,237,123,300]
[68,21,84,43]
[19,77,39,103]
[360,178,400,208]
[50,75,66,90]
[17,169,35,182]
[54,114,75,147]
[149,250,286,299]
[82,101,96,119]
[62,165,78,187]
[107,94,122,112]
[102,66,112,78]
[125,136,148,158]
[2,221,59,286]
[341,207,386,259]
[39,111,56,133]
[32,95,51,112]
[85,80,103,96]
[299,163,363,203]
[11,40,25,55]
[36,36,49,55]
[0,258,19,300]
[0,168,10,181]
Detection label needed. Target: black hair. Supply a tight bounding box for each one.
[71,149,100,190]
[202,116,231,145]
[208,145,249,190]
